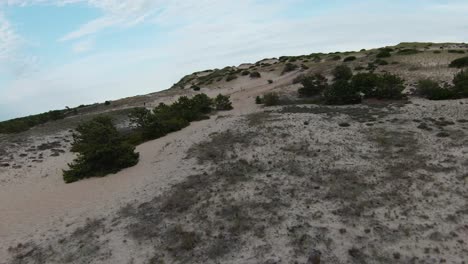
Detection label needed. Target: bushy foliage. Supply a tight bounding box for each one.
[330,55,341,61]
[129,93,231,142]
[343,56,356,62]
[0,109,69,134]
[351,73,379,98]
[416,79,455,100]
[249,71,261,78]
[298,74,328,97]
[191,85,201,91]
[324,80,361,105]
[104,101,111,106]
[376,50,391,58]
[453,70,468,97]
[448,50,465,54]
[255,96,262,104]
[263,93,280,106]
[282,63,298,74]
[241,70,250,76]
[373,74,405,99]
[375,59,388,65]
[226,74,238,82]
[214,94,233,110]
[332,65,353,81]
[449,57,468,68]
[397,49,419,55]
[63,116,139,183]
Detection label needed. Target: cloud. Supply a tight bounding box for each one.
[0,12,20,61]
[71,38,94,53]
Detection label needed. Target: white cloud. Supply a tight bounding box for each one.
[71,38,94,53]
[0,12,20,61]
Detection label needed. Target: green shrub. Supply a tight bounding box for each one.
[433,50,442,54]
[214,94,233,110]
[191,85,201,91]
[351,73,379,98]
[453,70,468,97]
[241,70,250,76]
[449,57,468,68]
[268,80,273,84]
[226,74,238,82]
[104,101,111,106]
[250,71,261,78]
[397,49,419,55]
[416,79,455,100]
[330,55,341,61]
[344,56,356,62]
[332,65,353,81]
[448,50,465,54]
[263,93,280,106]
[354,66,365,71]
[255,96,262,104]
[324,80,361,105]
[376,50,391,58]
[375,59,389,65]
[374,74,405,99]
[0,109,69,134]
[298,74,328,97]
[282,63,298,74]
[292,74,305,84]
[63,116,139,183]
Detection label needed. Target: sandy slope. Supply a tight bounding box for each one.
[0,71,296,262]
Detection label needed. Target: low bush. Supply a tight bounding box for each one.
[374,74,405,99]
[298,74,328,97]
[191,85,201,91]
[249,71,261,78]
[0,109,70,134]
[332,65,353,81]
[344,56,356,62]
[214,94,233,110]
[351,73,379,98]
[226,74,238,82]
[330,55,341,61]
[448,50,465,54]
[263,93,280,106]
[449,57,468,68]
[375,59,388,65]
[104,101,111,106]
[241,70,250,76]
[268,80,274,84]
[453,70,468,97]
[255,96,262,104]
[376,50,391,58]
[416,79,455,100]
[292,74,305,84]
[63,116,139,183]
[397,49,419,55]
[324,80,361,105]
[282,63,298,74]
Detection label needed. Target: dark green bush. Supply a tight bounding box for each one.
[416,79,455,100]
[332,65,353,81]
[282,63,298,74]
[298,74,328,97]
[449,57,468,68]
[0,109,69,134]
[397,49,419,55]
[250,71,261,78]
[453,70,468,97]
[263,93,280,106]
[226,74,238,82]
[191,85,201,91]
[255,96,262,104]
[104,101,111,106]
[351,73,379,98]
[330,55,341,61]
[448,50,465,54]
[214,94,233,110]
[375,59,389,65]
[292,74,305,84]
[241,70,250,76]
[374,74,405,99]
[376,50,391,58]
[63,116,139,183]
[324,80,361,105]
[268,80,273,84]
[344,56,356,62]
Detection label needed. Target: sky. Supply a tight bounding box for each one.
[0,0,468,121]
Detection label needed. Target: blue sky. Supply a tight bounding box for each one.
[0,0,468,121]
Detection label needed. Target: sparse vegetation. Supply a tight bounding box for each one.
[453,70,468,97]
[263,92,280,106]
[344,56,356,62]
[0,109,69,134]
[214,94,233,110]
[376,49,391,58]
[332,65,353,81]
